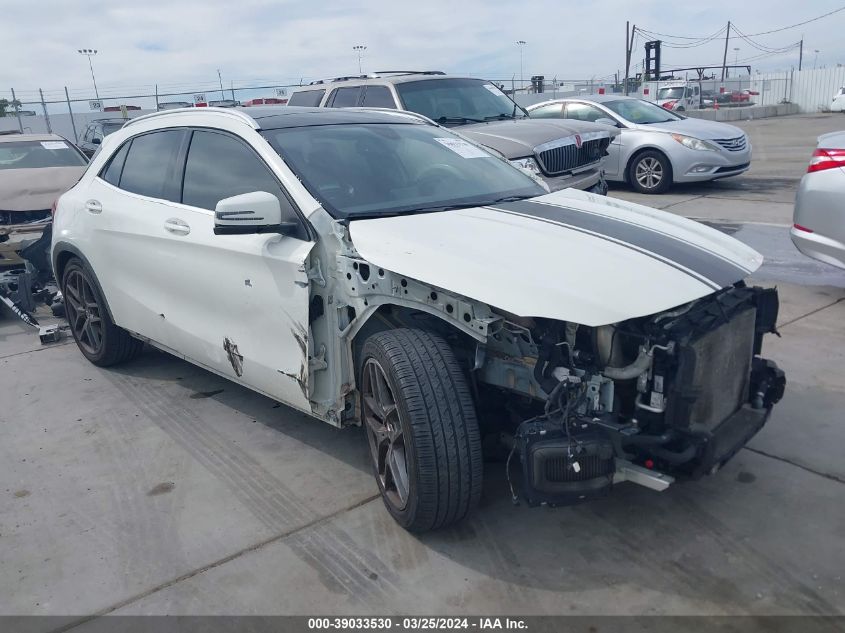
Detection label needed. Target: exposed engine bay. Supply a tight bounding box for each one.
[478,284,786,506]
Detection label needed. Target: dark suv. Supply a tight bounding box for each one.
[289,72,617,194]
[78,118,127,157]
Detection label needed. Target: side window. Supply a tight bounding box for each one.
[328,86,362,108]
[181,130,297,223]
[564,103,605,122]
[119,130,183,201]
[100,141,131,186]
[288,89,326,107]
[82,125,93,143]
[529,104,563,118]
[361,86,396,108]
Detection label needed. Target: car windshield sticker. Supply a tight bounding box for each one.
[41,141,68,150]
[434,138,489,159]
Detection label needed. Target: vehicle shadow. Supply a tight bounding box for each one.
[108,346,372,476]
[105,346,839,615]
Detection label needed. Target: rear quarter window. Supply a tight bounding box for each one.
[118,130,184,201]
[288,89,326,107]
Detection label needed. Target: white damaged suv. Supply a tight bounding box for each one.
[52,107,785,532]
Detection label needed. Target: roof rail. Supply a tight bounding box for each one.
[308,74,368,85]
[122,107,260,130]
[371,71,446,77]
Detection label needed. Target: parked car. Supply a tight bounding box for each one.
[79,118,128,157]
[527,95,752,194]
[209,99,241,108]
[288,71,617,194]
[831,87,845,113]
[52,107,784,531]
[158,101,193,111]
[791,131,845,269]
[0,132,88,226]
[1,132,87,317]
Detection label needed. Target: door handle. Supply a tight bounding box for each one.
[164,218,191,235]
[85,199,102,214]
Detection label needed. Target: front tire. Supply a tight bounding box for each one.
[62,258,143,367]
[359,328,482,532]
[629,150,672,194]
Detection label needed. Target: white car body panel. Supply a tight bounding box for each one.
[831,88,845,112]
[349,189,762,327]
[53,112,317,411]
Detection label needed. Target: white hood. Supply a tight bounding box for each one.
[349,189,762,326]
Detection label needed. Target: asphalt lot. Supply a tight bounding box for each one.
[2,113,844,623]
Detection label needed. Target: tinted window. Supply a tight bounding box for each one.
[328,87,362,108]
[181,130,296,221]
[0,140,88,170]
[119,130,183,200]
[361,86,396,108]
[602,99,682,124]
[563,103,606,122]
[395,78,527,124]
[101,142,130,186]
[529,103,563,118]
[288,89,326,107]
[262,123,543,219]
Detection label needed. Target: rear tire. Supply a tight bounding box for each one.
[62,258,143,367]
[359,328,483,532]
[629,150,672,194]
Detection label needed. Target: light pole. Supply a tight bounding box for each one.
[353,45,367,74]
[217,69,225,100]
[516,40,526,92]
[77,49,100,101]
[813,49,820,70]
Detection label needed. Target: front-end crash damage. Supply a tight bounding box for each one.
[478,285,784,506]
[302,189,785,506]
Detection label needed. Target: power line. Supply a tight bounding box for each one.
[636,6,845,43]
[745,5,845,35]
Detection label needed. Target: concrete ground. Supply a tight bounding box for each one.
[1,113,844,624]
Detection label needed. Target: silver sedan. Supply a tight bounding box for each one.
[527,95,752,194]
[791,131,845,269]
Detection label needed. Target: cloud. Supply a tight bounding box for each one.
[3,0,843,103]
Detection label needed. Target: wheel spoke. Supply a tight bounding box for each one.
[361,357,410,510]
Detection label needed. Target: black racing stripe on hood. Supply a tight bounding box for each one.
[490,200,749,289]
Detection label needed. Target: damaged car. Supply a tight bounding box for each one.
[52,107,785,532]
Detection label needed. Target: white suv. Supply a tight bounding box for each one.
[53,107,785,532]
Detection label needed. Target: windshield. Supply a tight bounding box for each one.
[101,123,124,135]
[603,99,683,124]
[658,87,685,100]
[0,140,87,170]
[395,78,527,125]
[262,123,543,219]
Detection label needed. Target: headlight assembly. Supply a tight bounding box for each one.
[510,157,543,174]
[671,134,719,152]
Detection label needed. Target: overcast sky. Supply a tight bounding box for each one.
[3,0,844,102]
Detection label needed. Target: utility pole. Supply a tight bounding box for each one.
[624,21,630,95]
[798,38,803,71]
[516,40,527,92]
[720,21,731,82]
[353,45,367,74]
[78,49,100,101]
[217,69,225,100]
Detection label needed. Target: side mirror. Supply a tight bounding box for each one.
[595,117,619,128]
[91,138,101,145]
[213,191,295,236]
